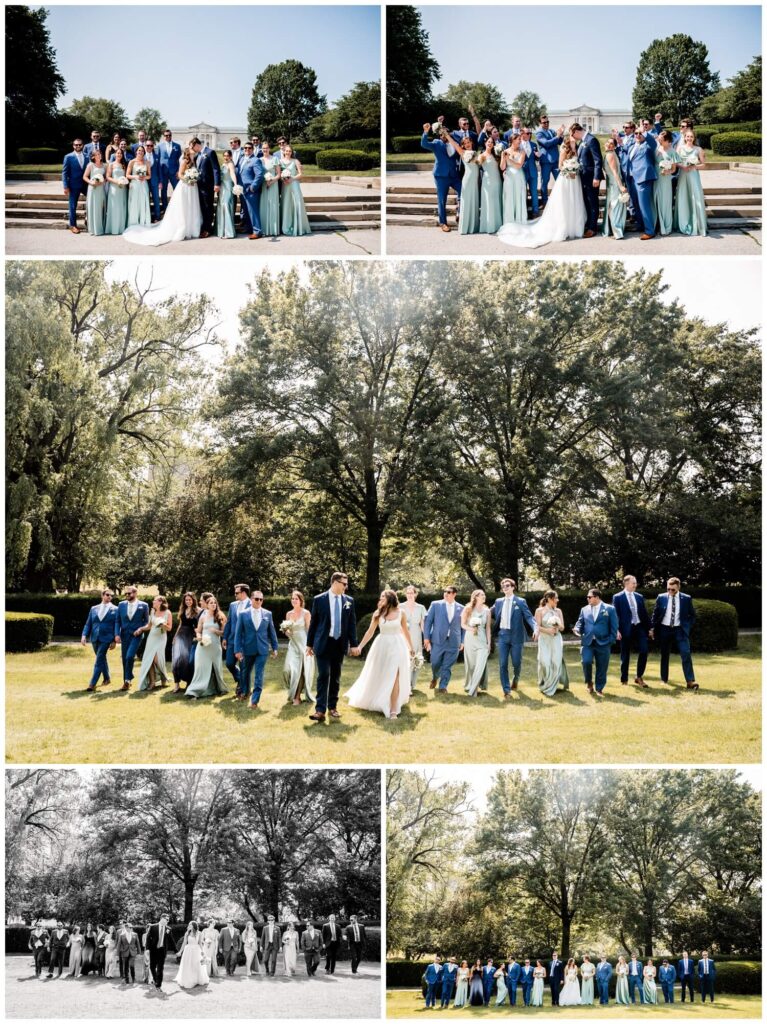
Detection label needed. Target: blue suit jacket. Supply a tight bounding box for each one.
[627,131,658,184]
[158,140,182,177]
[240,155,265,192]
[651,593,696,636]
[145,154,161,187]
[425,963,442,984]
[520,965,535,986]
[575,602,618,646]
[677,957,695,978]
[578,133,604,180]
[482,965,495,985]
[503,129,522,143]
[117,600,150,635]
[659,964,677,984]
[696,958,716,979]
[128,142,151,159]
[223,599,249,646]
[306,591,357,657]
[611,591,651,634]
[492,595,536,641]
[82,604,119,643]
[596,961,613,982]
[421,133,460,179]
[536,128,561,165]
[423,600,465,650]
[62,152,86,190]
[506,961,521,983]
[83,141,106,162]
[196,146,221,188]
[234,608,278,657]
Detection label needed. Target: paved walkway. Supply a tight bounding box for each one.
[387,167,762,190]
[5,956,381,1019]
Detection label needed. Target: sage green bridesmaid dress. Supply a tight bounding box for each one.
[463,609,489,696]
[502,154,528,224]
[601,156,627,239]
[105,164,128,234]
[280,159,311,236]
[479,155,503,233]
[674,145,708,235]
[615,967,630,1004]
[86,164,107,235]
[215,167,235,238]
[654,147,677,235]
[643,969,658,1004]
[458,152,480,234]
[260,155,281,236]
[185,616,228,698]
[580,964,595,1005]
[127,163,151,227]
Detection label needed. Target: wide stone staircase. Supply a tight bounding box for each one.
[386,182,762,230]
[5,189,381,232]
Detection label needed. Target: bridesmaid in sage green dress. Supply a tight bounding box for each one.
[580,957,595,1005]
[105,151,129,234]
[674,130,708,236]
[137,596,172,691]
[456,137,480,234]
[601,139,628,239]
[84,149,107,235]
[478,139,503,232]
[653,130,677,235]
[126,146,151,227]
[615,958,630,1005]
[259,141,281,236]
[643,961,658,1004]
[216,150,237,238]
[461,591,491,697]
[500,136,528,224]
[280,146,311,236]
[186,595,228,699]
[535,591,569,696]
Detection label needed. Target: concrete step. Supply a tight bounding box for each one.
[6,200,382,219]
[6,190,380,203]
[5,216,381,232]
[386,184,761,199]
[308,209,380,222]
[386,210,760,227]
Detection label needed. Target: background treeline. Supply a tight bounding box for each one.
[5,769,380,928]
[6,260,760,600]
[386,769,761,965]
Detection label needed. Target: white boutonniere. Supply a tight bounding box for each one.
[344,600,352,610]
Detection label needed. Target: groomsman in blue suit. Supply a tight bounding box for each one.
[143,139,162,222]
[520,128,542,216]
[651,577,698,690]
[306,571,357,722]
[570,123,603,236]
[240,143,265,240]
[81,588,119,691]
[157,129,182,211]
[614,120,639,222]
[503,116,522,142]
[659,959,677,1002]
[697,951,716,1002]
[574,589,618,694]
[548,952,564,1005]
[62,139,88,233]
[421,123,462,232]
[677,951,695,1001]
[222,583,251,693]
[440,957,458,1006]
[596,956,612,1004]
[612,574,650,687]
[424,955,442,1007]
[627,953,645,1003]
[623,126,658,239]
[481,958,495,1005]
[450,116,478,176]
[229,136,249,231]
[423,586,465,692]
[535,116,563,207]
[233,590,278,707]
[491,578,537,695]
[128,130,149,159]
[116,585,149,690]
[83,130,106,162]
[520,959,535,1005]
[505,956,521,1005]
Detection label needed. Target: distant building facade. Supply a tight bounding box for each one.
[544,104,634,134]
[167,121,248,149]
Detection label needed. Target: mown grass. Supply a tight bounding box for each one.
[5,636,759,765]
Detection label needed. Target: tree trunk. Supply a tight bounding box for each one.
[501,509,522,583]
[184,878,195,922]
[561,917,571,958]
[364,524,383,593]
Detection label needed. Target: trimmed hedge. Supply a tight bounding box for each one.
[16,146,61,163]
[387,958,761,996]
[319,138,381,153]
[315,148,379,171]
[711,132,762,156]
[6,612,54,652]
[390,135,425,153]
[288,143,323,166]
[694,121,761,148]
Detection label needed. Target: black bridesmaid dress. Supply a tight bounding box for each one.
[80,931,97,974]
[469,968,485,1006]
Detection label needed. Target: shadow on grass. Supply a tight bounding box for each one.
[303,717,360,743]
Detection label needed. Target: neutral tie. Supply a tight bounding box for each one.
[670,595,677,625]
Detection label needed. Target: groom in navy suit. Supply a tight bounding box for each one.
[306,571,358,722]
[233,590,278,707]
[651,577,698,689]
[549,952,564,1006]
[191,138,220,237]
[421,123,462,232]
[612,574,650,687]
[570,123,603,236]
[491,578,537,695]
[62,138,88,233]
[574,588,618,694]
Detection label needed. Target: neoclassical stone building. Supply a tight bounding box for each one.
[167,121,249,149]
[544,104,634,134]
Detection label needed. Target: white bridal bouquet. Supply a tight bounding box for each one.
[462,150,475,164]
[684,150,700,166]
[279,619,294,636]
[618,191,630,204]
[264,172,275,183]
[659,158,674,175]
[117,177,130,187]
[136,166,147,179]
[469,613,484,629]
[90,172,104,185]
[431,121,443,134]
[198,633,211,648]
[281,168,292,180]
[411,652,424,670]
[233,184,243,196]
[562,157,580,179]
[183,167,199,185]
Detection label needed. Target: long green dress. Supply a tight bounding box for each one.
[137,614,169,690]
[502,153,528,224]
[654,147,677,235]
[580,964,595,1005]
[463,609,489,696]
[601,155,627,239]
[537,610,569,696]
[479,154,503,232]
[105,165,128,234]
[615,967,630,1005]
[280,159,311,236]
[86,163,107,235]
[643,969,658,1004]
[674,145,708,236]
[185,616,228,698]
[260,155,281,236]
[216,166,236,238]
[458,152,480,234]
[127,163,151,227]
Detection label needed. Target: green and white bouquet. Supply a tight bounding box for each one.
[684,150,699,167]
[279,619,295,636]
[494,143,505,156]
[281,168,292,180]
[562,157,580,179]
[90,171,104,185]
[659,158,674,175]
[182,167,199,185]
[233,184,243,196]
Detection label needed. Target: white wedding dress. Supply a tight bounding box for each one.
[496,171,586,248]
[123,178,202,246]
[174,932,210,989]
[345,617,412,717]
[559,967,583,1006]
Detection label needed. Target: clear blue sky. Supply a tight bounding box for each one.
[419,5,761,109]
[39,5,380,124]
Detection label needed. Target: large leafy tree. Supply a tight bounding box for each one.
[133,106,167,142]
[62,95,133,140]
[5,6,66,155]
[387,6,440,138]
[436,80,511,129]
[511,90,546,127]
[632,34,720,124]
[697,55,762,123]
[308,81,381,140]
[247,60,327,141]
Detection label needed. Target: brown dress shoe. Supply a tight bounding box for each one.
[308,711,325,722]
[586,682,594,693]
[69,226,80,234]
[583,229,595,238]
[429,679,438,689]
[200,230,209,239]
[440,224,451,232]
[329,709,341,719]
[687,681,699,691]
[634,677,648,688]
[640,233,654,240]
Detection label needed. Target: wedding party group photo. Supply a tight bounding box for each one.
[5,257,760,766]
[5,767,382,1019]
[5,5,382,256]
[386,5,762,255]
[386,768,762,1018]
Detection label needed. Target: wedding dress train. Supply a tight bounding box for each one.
[496,171,586,248]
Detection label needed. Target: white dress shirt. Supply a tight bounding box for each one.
[251,608,262,630]
[662,595,680,626]
[501,596,512,629]
[97,601,111,621]
[126,599,138,621]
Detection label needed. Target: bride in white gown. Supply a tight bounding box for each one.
[496,134,586,248]
[345,589,414,719]
[123,145,202,246]
[559,959,583,1006]
[174,923,210,990]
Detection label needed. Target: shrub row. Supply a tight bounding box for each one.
[16,146,61,163]
[390,135,426,153]
[5,612,54,652]
[315,149,379,171]
[711,132,762,156]
[387,958,761,996]
[318,138,381,153]
[694,121,761,147]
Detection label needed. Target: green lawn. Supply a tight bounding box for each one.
[387,990,762,1018]
[5,636,760,764]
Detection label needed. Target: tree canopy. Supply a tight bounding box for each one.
[696,55,762,124]
[5,6,66,156]
[247,60,327,141]
[632,34,720,124]
[387,6,441,138]
[62,96,133,140]
[133,106,167,142]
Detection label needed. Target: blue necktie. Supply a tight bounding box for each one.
[333,595,341,639]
